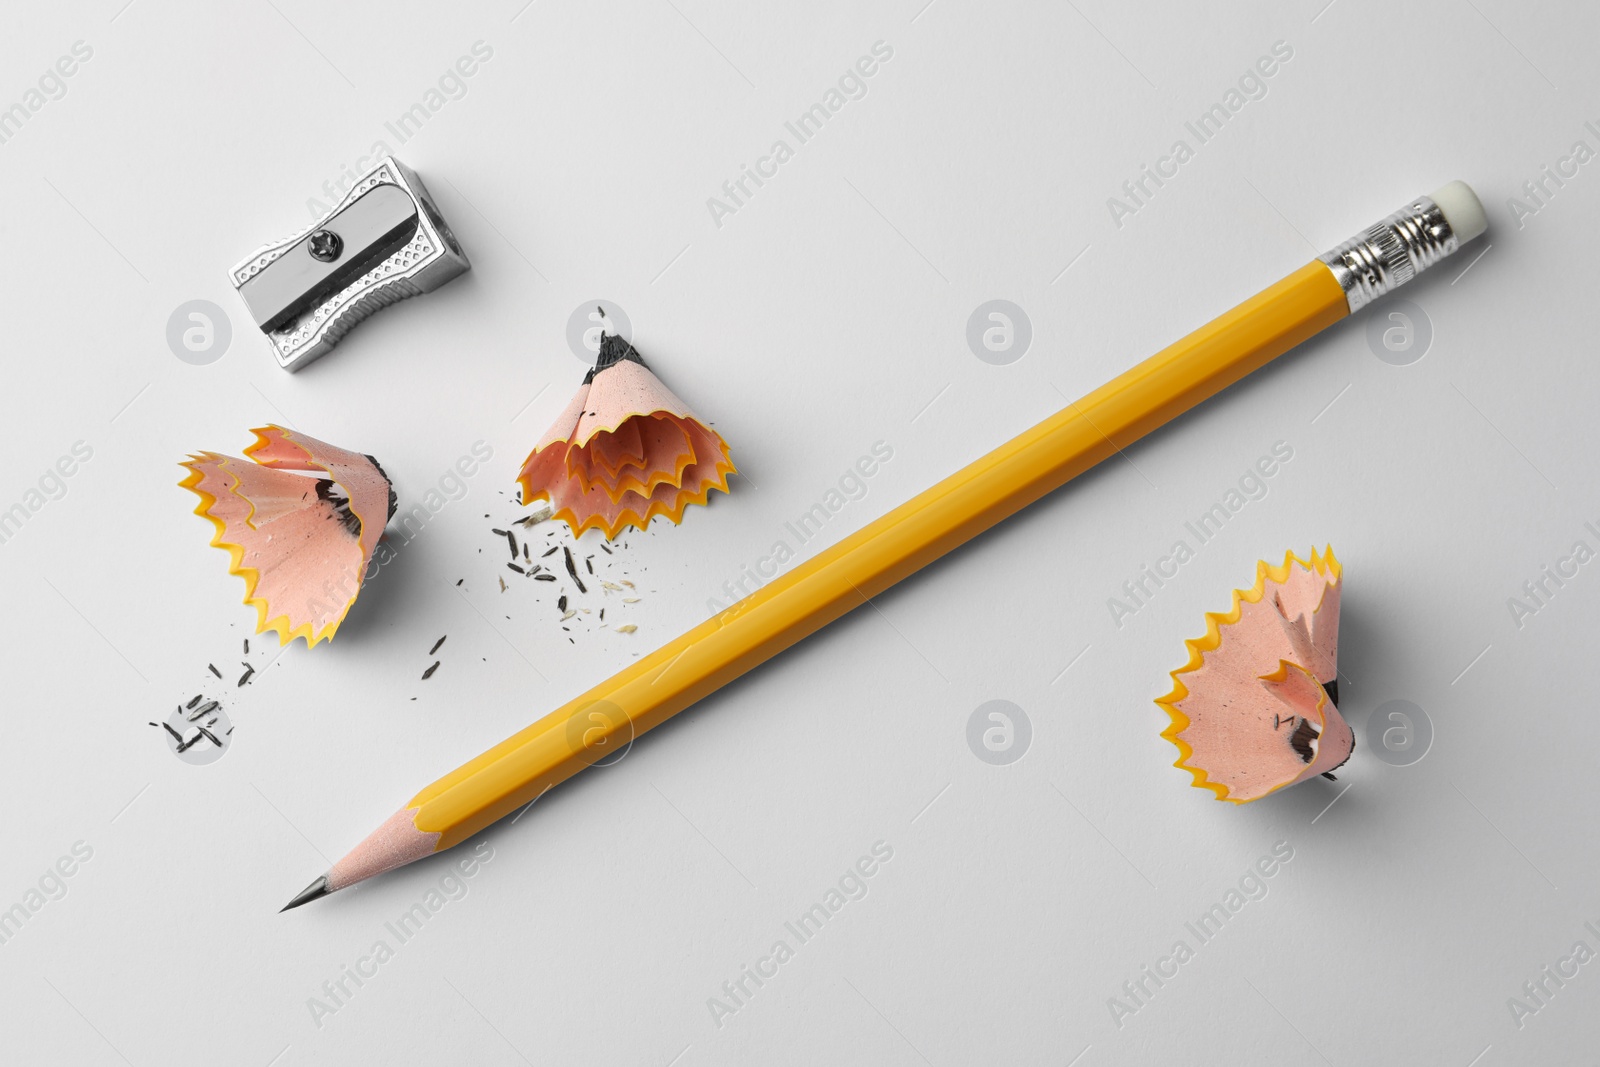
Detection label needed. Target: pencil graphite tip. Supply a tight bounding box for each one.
[281,875,332,912]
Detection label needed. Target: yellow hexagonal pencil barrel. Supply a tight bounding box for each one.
[283,182,1485,909]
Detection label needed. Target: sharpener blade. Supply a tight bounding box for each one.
[239,184,419,333]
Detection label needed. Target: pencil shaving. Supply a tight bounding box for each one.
[1157,547,1349,803]
[179,425,395,648]
[517,331,734,539]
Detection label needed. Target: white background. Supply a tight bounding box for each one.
[1,0,1596,1064]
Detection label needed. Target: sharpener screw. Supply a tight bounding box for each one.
[309,230,343,262]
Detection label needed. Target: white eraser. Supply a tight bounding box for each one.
[1431,180,1487,243]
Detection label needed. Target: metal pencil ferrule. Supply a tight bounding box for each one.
[1317,196,1459,313]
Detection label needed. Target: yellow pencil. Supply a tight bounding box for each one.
[284,182,1487,909]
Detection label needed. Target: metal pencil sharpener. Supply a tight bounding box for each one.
[229,156,470,372]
